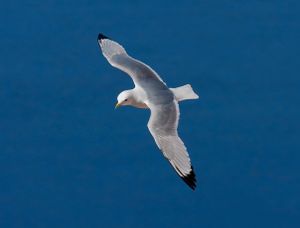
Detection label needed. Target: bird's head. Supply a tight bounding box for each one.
[115,90,134,108]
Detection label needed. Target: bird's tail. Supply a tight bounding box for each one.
[171,84,199,102]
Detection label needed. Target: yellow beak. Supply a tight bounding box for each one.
[115,102,121,109]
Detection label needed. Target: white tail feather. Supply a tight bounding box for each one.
[171,84,199,102]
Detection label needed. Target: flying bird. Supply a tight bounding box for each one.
[97,33,199,190]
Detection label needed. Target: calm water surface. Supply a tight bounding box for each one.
[0,1,299,227]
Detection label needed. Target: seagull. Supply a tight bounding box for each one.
[97,33,199,190]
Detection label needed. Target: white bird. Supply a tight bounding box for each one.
[97,33,199,190]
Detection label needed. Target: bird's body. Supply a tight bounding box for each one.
[97,34,199,190]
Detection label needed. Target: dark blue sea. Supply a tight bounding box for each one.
[0,1,299,227]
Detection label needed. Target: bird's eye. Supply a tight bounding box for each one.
[124,99,128,102]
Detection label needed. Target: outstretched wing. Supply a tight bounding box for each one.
[147,100,196,190]
[97,33,166,90]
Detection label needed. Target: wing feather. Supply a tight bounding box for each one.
[97,35,166,88]
[147,101,196,190]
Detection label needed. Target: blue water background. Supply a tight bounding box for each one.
[0,1,299,227]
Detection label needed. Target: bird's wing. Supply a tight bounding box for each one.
[147,100,196,190]
[97,34,166,89]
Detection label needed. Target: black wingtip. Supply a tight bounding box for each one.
[98,33,109,41]
[181,166,197,190]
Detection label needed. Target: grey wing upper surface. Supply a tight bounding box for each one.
[97,34,166,90]
[97,34,196,189]
[147,101,196,190]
